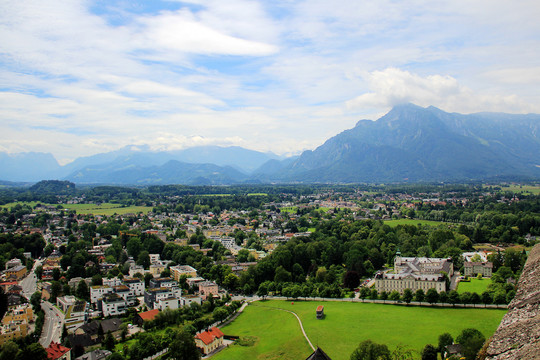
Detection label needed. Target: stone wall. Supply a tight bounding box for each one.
[485,243,540,359]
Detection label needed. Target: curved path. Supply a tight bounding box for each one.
[254,303,315,352]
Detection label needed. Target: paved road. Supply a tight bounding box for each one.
[20,260,41,300]
[39,301,64,347]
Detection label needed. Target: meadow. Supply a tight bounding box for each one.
[214,300,506,360]
[61,203,152,215]
[457,278,492,294]
[0,201,152,216]
[497,184,540,195]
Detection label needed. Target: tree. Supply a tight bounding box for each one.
[257,282,269,299]
[18,343,48,360]
[402,289,413,304]
[103,331,115,351]
[50,281,62,302]
[343,270,360,290]
[448,290,459,306]
[106,353,125,360]
[168,329,201,360]
[481,291,492,306]
[0,341,20,360]
[136,250,150,268]
[30,291,42,312]
[421,344,437,360]
[76,280,89,301]
[414,289,425,303]
[359,287,370,301]
[389,291,400,302]
[274,265,292,283]
[425,288,438,305]
[456,328,486,360]
[350,339,391,360]
[212,307,229,323]
[438,332,453,355]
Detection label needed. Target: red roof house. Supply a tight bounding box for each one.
[46,342,71,360]
[134,309,160,326]
[194,327,224,355]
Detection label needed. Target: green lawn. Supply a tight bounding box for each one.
[383,219,449,227]
[457,278,492,294]
[215,300,505,360]
[213,304,311,360]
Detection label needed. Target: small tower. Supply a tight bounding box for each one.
[394,248,402,274]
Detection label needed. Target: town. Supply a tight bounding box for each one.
[0,182,537,360]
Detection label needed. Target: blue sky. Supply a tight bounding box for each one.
[1,0,539,164]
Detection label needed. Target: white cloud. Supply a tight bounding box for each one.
[346,68,540,114]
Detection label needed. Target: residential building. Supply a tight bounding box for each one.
[5,258,22,270]
[134,309,160,327]
[5,265,27,281]
[123,277,144,296]
[149,263,166,277]
[463,261,493,277]
[102,278,123,287]
[198,281,219,300]
[194,327,224,355]
[46,342,71,360]
[90,285,113,304]
[98,293,127,317]
[157,297,179,311]
[64,301,88,331]
[74,349,111,360]
[57,295,77,313]
[170,265,197,281]
[181,295,202,307]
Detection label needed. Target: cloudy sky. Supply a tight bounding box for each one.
[1,0,540,164]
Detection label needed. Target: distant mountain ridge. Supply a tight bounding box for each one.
[1,104,539,184]
[266,104,540,182]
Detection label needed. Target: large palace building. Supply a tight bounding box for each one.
[374,253,454,294]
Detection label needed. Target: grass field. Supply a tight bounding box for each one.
[1,201,152,215]
[61,203,152,215]
[383,219,449,227]
[214,300,506,360]
[497,184,540,195]
[457,278,492,294]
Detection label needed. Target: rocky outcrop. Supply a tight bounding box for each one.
[485,243,540,360]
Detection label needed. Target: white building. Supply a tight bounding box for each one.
[90,285,113,304]
[99,293,127,317]
[157,297,179,311]
[374,255,453,294]
[123,277,145,296]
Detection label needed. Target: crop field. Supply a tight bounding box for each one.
[0,201,152,215]
[498,184,540,195]
[61,203,152,215]
[457,278,492,294]
[383,218,449,227]
[214,300,506,360]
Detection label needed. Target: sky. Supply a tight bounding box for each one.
[1,0,540,165]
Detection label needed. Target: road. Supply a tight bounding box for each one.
[39,300,64,348]
[19,260,41,300]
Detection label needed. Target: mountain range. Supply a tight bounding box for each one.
[2,104,539,184]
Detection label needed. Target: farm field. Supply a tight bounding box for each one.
[383,218,449,227]
[457,278,492,294]
[214,300,506,360]
[62,203,152,215]
[0,201,152,215]
[496,184,540,195]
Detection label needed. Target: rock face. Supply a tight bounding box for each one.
[485,243,540,360]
